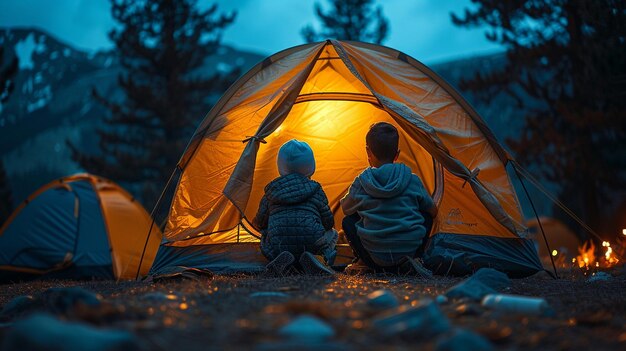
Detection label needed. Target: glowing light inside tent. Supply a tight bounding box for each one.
[551,249,558,256]
[622,228,626,236]
[274,125,284,136]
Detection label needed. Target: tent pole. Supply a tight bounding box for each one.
[513,163,559,279]
[513,162,603,242]
[135,168,178,280]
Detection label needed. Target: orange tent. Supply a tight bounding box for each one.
[527,217,581,259]
[0,174,161,281]
[148,40,543,277]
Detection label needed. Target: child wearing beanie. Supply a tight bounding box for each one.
[253,139,337,275]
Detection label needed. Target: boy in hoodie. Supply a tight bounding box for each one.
[253,139,337,276]
[340,122,437,276]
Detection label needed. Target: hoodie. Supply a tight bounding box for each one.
[253,173,334,260]
[341,163,435,266]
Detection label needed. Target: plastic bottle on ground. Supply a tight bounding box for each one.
[481,294,552,316]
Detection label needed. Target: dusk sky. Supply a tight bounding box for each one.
[0,0,504,64]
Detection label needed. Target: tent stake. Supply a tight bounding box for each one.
[513,163,559,279]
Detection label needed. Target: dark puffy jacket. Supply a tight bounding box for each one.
[253,173,334,260]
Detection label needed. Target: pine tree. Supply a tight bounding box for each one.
[70,0,238,209]
[302,0,389,44]
[0,45,18,224]
[452,1,626,238]
[0,45,18,104]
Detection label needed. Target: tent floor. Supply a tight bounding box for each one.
[150,234,544,279]
[149,243,357,278]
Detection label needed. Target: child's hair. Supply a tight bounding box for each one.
[366,122,399,162]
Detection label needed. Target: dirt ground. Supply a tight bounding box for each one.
[1,267,625,351]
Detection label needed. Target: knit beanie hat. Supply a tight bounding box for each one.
[277,139,316,177]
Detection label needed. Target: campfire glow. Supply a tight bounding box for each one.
[574,240,621,271]
[602,241,619,266]
[575,241,595,269]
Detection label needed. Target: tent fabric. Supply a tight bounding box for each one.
[0,185,80,271]
[150,40,543,278]
[150,243,266,276]
[332,40,524,236]
[70,180,112,269]
[423,233,543,278]
[0,174,162,281]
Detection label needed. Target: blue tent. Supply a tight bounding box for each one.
[0,174,161,281]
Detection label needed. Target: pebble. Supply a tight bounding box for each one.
[435,328,494,351]
[0,295,37,321]
[454,303,483,316]
[366,289,399,309]
[446,268,510,301]
[373,299,450,337]
[1,288,102,321]
[587,272,612,282]
[435,295,448,305]
[279,315,335,341]
[39,287,101,314]
[0,314,139,351]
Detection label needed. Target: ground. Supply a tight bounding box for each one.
[0,268,625,350]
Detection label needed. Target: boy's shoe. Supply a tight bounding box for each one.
[344,259,375,275]
[398,256,433,278]
[299,252,335,275]
[264,251,295,276]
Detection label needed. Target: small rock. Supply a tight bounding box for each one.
[476,325,512,344]
[366,290,399,309]
[0,314,139,351]
[587,271,612,282]
[454,303,482,316]
[436,328,494,351]
[0,295,37,321]
[249,292,290,298]
[279,315,335,341]
[39,287,101,314]
[446,268,510,301]
[435,295,448,305]
[471,268,510,290]
[373,299,450,337]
